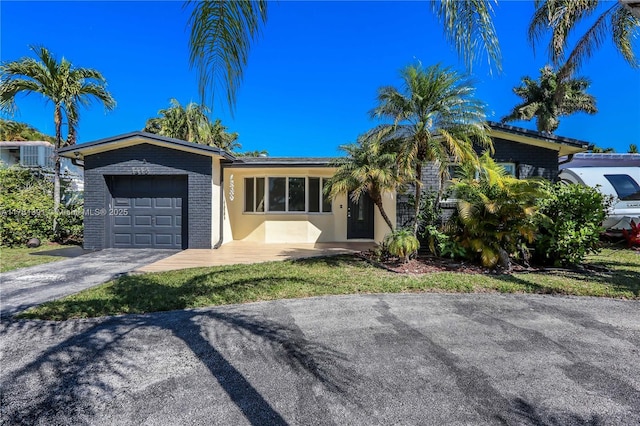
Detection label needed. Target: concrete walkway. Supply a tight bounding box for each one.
[136,241,376,273]
[1,293,638,425]
[0,249,177,318]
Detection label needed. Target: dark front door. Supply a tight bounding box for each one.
[107,175,187,249]
[347,193,375,239]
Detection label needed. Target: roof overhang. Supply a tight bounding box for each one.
[58,132,236,161]
[487,122,590,156]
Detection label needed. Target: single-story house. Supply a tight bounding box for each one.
[59,123,589,250]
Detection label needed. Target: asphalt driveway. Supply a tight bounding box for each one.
[0,249,177,318]
[1,293,638,425]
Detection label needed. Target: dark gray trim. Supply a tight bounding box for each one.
[228,157,335,168]
[59,131,236,161]
[488,121,590,149]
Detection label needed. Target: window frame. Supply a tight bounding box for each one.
[243,175,333,214]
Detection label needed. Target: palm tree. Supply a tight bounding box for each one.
[501,65,597,133]
[0,46,115,230]
[185,0,501,110]
[370,63,492,236]
[628,144,638,153]
[325,136,406,231]
[529,0,639,77]
[143,99,240,151]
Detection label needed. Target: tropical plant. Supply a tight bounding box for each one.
[591,145,615,153]
[325,135,406,231]
[450,152,547,269]
[622,220,640,248]
[370,63,492,236]
[628,144,638,153]
[143,99,240,151]
[501,65,597,133]
[235,149,269,157]
[529,0,640,77]
[0,167,54,246]
[185,1,501,109]
[535,182,611,265]
[0,119,54,142]
[384,228,420,263]
[0,46,115,231]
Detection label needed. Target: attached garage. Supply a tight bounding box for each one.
[107,175,186,249]
[60,132,232,250]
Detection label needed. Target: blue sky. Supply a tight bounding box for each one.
[1,1,639,156]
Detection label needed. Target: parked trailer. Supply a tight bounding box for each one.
[558,167,640,230]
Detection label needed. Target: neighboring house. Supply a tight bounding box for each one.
[0,140,84,191]
[60,125,589,250]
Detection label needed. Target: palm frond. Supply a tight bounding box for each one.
[431,0,502,73]
[186,0,267,112]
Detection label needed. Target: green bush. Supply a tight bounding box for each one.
[534,182,611,266]
[0,167,54,246]
[384,228,420,263]
[449,155,546,269]
[0,167,83,246]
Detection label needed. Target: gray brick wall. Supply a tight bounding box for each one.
[487,138,559,180]
[83,143,212,249]
[397,139,560,228]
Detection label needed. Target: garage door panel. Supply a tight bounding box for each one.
[114,234,132,245]
[154,198,173,208]
[114,216,132,226]
[134,198,152,208]
[108,175,186,249]
[155,234,174,246]
[155,216,173,227]
[134,215,153,226]
[134,234,153,245]
[113,198,131,207]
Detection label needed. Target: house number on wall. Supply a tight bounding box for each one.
[132,167,150,175]
[229,174,235,201]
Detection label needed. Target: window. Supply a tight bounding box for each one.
[288,177,305,212]
[244,176,332,213]
[498,162,517,177]
[268,177,286,211]
[308,177,332,213]
[244,177,265,212]
[20,145,39,167]
[604,174,640,200]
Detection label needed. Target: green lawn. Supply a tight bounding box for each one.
[18,247,639,321]
[0,243,68,273]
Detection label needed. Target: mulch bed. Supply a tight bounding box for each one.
[357,251,613,275]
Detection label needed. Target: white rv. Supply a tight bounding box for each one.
[558,167,640,230]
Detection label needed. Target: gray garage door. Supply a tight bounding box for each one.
[107,175,187,249]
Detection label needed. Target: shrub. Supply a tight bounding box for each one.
[0,167,54,246]
[384,228,420,263]
[0,167,83,246]
[535,182,612,266]
[449,154,546,269]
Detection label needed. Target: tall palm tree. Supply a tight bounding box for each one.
[529,0,639,77]
[325,136,406,231]
[370,63,492,236]
[185,0,501,110]
[501,65,597,133]
[143,99,240,151]
[0,46,115,230]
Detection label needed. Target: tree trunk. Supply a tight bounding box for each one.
[53,106,62,235]
[412,164,423,236]
[373,197,394,232]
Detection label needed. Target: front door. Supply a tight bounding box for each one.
[347,193,374,239]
